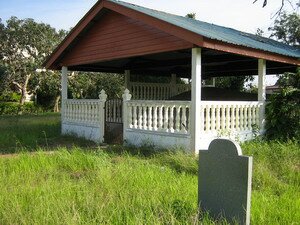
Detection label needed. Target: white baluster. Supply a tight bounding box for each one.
[240,106,244,131]
[138,105,143,129]
[205,105,210,132]
[248,105,252,129]
[225,105,230,130]
[143,104,147,130]
[211,105,216,132]
[158,105,163,131]
[244,105,248,130]
[148,105,152,130]
[133,104,137,129]
[221,105,225,130]
[181,105,187,133]
[169,105,175,133]
[236,105,240,131]
[164,105,169,132]
[230,104,235,130]
[128,104,133,128]
[153,105,158,131]
[216,105,220,131]
[175,105,181,133]
[187,104,191,134]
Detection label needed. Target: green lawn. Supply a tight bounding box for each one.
[0,114,299,224]
[0,113,96,153]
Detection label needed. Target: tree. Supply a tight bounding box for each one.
[185,13,196,19]
[215,76,254,91]
[0,17,67,105]
[265,70,300,140]
[253,0,299,17]
[264,11,300,140]
[268,12,300,46]
[35,70,62,112]
[68,72,125,100]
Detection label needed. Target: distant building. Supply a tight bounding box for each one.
[266,84,281,94]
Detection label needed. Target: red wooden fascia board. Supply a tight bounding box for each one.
[203,38,300,66]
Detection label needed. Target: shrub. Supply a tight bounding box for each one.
[0,102,43,115]
[265,71,300,140]
[0,92,21,102]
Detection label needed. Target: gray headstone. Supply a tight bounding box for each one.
[198,139,252,225]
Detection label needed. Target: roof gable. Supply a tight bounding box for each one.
[44,0,300,69]
[61,11,193,66]
[110,0,300,59]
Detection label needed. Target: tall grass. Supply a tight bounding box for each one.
[242,140,300,225]
[0,149,200,224]
[0,114,299,224]
[0,113,95,153]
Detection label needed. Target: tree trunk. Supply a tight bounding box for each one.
[19,74,31,105]
[53,95,61,112]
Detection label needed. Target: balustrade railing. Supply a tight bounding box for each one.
[62,99,104,126]
[129,82,191,100]
[201,101,263,133]
[124,100,191,134]
[123,98,263,136]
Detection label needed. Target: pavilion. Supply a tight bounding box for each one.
[44,0,300,153]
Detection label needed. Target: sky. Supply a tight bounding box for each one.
[1,0,297,33]
[0,0,298,85]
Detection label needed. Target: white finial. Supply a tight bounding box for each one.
[99,89,107,101]
[122,89,132,101]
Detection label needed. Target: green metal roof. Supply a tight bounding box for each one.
[109,0,300,59]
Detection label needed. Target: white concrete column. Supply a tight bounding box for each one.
[258,59,266,102]
[61,66,68,100]
[99,89,107,143]
[124,70,130,89]
[258,59,266,132]
[122,89,132,143]
[190,48,202,153]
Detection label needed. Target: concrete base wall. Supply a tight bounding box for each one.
[124,129,256,153]
[62,122,103,143]
[124,129,191,152]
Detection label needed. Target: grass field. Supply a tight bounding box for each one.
[0,114,299,224]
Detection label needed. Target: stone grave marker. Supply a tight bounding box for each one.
[198,138,253,225]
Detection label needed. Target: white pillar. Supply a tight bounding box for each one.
[190,48,202,153]
[99,89,107,143]
[61,66,68,100]
[258,59,266,133]
[124,70,130,89]
[122,89,132,143]
[61,66,68,134]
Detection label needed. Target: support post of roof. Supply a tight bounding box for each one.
[125,70,130,90]
[171,73,177,96]
[61,66,68,131]
[258,59,266,133]
[190,48,203,154]
[61,66,68,101]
